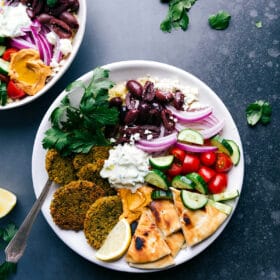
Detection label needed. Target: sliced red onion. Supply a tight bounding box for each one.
[176,142,218,153]
[137,132,177,147]
[10,37,36,50]
[136,142,174,153]
[200,118,225,139]
[166,105,213,122]
[37,33,52,65]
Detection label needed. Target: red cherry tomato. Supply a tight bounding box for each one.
[200,151,217,166]
[166,163,183,178]
[182,153,200,174]
[215,152,233,173]
[208,173,228,194]
[169,147,185,163]
[7,81,26,99]
[2,48,18,61]
[198,166,216,183]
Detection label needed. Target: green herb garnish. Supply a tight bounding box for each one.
[208,10,231,30]
[46,0,58,8]
[0,223,18,280]
[160,0,197,32]
[246,100,272,126]
[0,81,7,106]
[255,21,262,28]
[42,67,119,156]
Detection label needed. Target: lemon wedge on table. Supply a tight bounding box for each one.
[95,218,131,262]
[0,188,17,218]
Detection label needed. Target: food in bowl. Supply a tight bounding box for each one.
[0,0,83,107]
[41,66,241,270]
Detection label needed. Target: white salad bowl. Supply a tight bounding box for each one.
[32,60,244,273]
[0,0,86,110]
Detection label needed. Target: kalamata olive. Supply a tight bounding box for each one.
[155,89,174,103]
[142,81,155,102]
[50,17,72,38]
[109,97,123,108]
[32,0,44,16]
[119,106,127,125]
[59,11,79,29]
[161,109,175,131]
[37,13,54,24]
[138,102,151,123]
[125,92,140,110]
[173,90,185,110]
[124,109,140,125]
[149,108,162,126]
[126,80,143,99]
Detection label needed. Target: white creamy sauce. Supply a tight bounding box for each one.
[100,143,150,192]
[0,3,31,37]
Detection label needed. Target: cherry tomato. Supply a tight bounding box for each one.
[7,81,26,99]
[215,152,233,173]
[198,166,216,183]
[200,151,217,166]
[166,163,183,178]
[182,153,200,174]
[169,147,185,163]
[2,48,18,61]
[208,173,228,194]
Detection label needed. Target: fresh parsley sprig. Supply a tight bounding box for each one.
[246,100,272,126]
[0,223,18,280]
[160,0,197,32]
[208,10,231,30]
[42,67,119,156]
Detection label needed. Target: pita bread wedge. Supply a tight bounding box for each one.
[164,231,185,257]
[171,188,228,246]
[126,207,171,264]
[149,199,181,237]
[128,254,174,270]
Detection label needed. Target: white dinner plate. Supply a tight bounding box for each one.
[32,60,244,273]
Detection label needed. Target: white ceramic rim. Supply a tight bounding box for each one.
[32,60,244,273]
[0,0,87,110]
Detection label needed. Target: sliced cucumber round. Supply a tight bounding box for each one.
[149,155,174,170]
[144,169,169,190]
[181,190,208,210]
[212,189,239,202]
[207,199,232,215]
[151,189,173,200]
[186,172,208,194]
[171,175,195,190]
[178,128,204,145]
[210,135,233,155]
[226,140,240,165]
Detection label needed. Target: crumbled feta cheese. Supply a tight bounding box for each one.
[60,39,73,56]
[46,31,57,45]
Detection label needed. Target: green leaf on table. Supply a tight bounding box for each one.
[246,100,272,126]
[255,21,262,28]
[0,262,17,280]
[208,10,231,30]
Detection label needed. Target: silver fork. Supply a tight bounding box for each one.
[5,179,53,263]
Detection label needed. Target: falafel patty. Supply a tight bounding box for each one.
[77,163,116,196]
[84,195,123,250]
[73,146,111,170]
[50,180,106,231]
[45,149,77,185]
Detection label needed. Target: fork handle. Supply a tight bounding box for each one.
[5,179,53,263]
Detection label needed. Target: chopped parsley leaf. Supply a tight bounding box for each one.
[246,100,272,126]
[208,10,231,30]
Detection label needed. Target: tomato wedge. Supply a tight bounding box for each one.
[2,48,18,61]
[215,152,233,173]
[208,173,228,194]
[7,81,26,99]
[182,153,200,174]
[198,166,216,183]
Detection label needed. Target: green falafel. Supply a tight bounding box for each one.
[84,196,123,250]
[77,163,116,196]
[50,180,106,231]
[45,149,77,185]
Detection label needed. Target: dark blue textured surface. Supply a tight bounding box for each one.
[0,0,279,279]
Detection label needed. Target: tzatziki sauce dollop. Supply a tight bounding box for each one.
[100,143,150,192]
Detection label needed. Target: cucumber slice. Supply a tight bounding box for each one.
[171,175,195,190]
[151,189,173,200]
[207,199,232,215]
[212,189,239,202]
[210,135,233,155]
[178,128,204,145]
[186,172,208,194]
[149,155,174,170]
[144,169,169,190]
[181,190,208,210]
[226,140,240,165]
[0,58,10,75]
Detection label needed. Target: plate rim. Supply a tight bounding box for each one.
[31,60,244,273]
